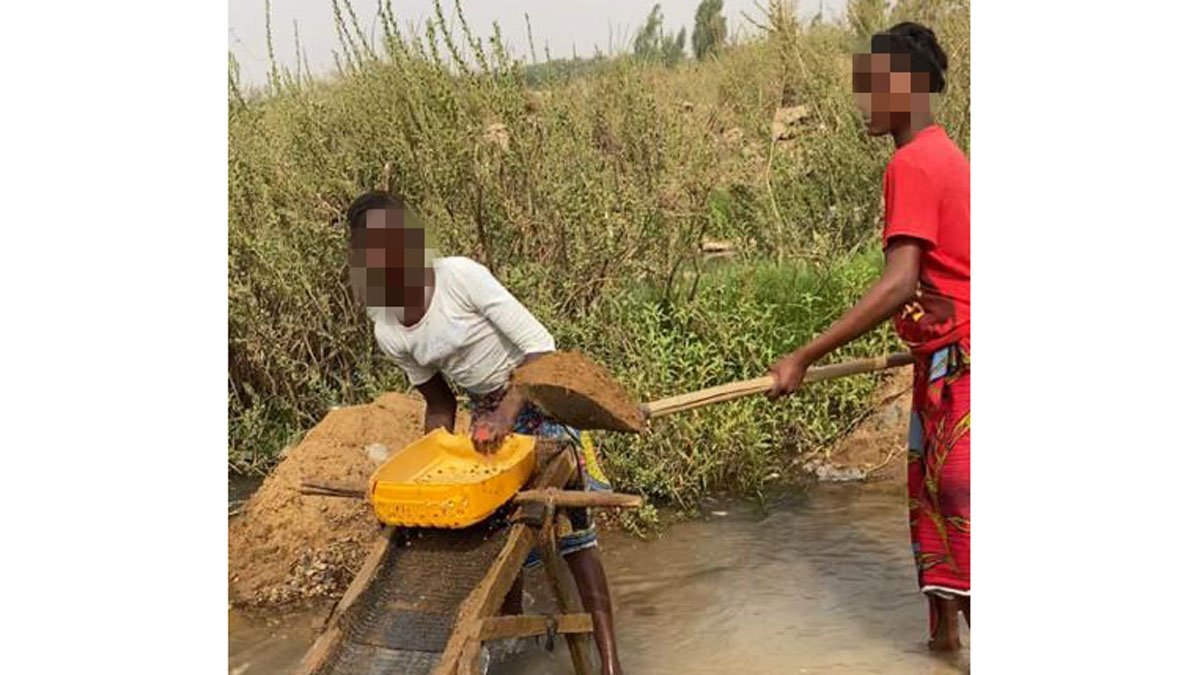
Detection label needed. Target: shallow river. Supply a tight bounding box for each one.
[229,481,968,674]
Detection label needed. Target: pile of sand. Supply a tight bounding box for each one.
[816,370,914,483]
[228,392,470,610]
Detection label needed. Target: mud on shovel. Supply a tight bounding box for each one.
[511,351,916,433]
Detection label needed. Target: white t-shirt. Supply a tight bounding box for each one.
[366,257,555,395]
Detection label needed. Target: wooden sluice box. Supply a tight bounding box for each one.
[296,430,641,675]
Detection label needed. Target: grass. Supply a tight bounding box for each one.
[228,0,969,506]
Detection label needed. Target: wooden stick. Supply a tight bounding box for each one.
[642,352,915,418]
[477,613,594,641]
[539,522,595,675]
[512,489,643,509]
[299,481,368,499]
[456,626,483,675]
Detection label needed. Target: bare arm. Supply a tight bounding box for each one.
[416,373,457,433]
[802,238,922,361]
[470,351,553,452]
[768,238,923,398]
[457,259,558,448]
[493,351,551,421]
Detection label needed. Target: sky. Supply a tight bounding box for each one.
[229,0,848,87]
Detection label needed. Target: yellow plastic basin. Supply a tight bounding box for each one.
[368,429,537,529]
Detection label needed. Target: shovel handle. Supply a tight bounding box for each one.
[641,352,915,419]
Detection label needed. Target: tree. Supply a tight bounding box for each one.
[692,0,728,60]
[663,27,687,67]
[633,4,687,67]
[633,4,665,60]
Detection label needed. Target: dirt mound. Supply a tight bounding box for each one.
[512,351,645,433]
[816,369,914,483]
[228,392,470,610]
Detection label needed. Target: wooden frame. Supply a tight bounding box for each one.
[297,445,643,675]
[431,449,576,674]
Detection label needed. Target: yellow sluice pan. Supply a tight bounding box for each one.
[368,429,537,529]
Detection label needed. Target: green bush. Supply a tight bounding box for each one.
[542,251,900,508]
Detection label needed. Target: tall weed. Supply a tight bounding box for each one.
[228,0,968,502]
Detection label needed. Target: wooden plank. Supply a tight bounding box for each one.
[477,613,594,641]
[539,527,595,675]
[295,626,342,675]
[294,526,396,675]
[456,625,482,675]
[431,450,576,675]
[513,489,643,509]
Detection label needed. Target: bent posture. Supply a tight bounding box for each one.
[766,22,970,650]
[345,191,624,674]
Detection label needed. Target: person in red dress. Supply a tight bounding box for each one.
[765,22,970,651]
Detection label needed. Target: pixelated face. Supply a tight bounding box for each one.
[852,52,931,136]
[347,207,432,309]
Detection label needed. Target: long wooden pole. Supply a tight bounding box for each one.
[641,352,914,419]
[512,489,643,509]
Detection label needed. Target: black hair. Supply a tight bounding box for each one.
[871,22,948,93]
[345,190,405,230]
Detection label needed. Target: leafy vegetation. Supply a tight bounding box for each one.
[228,0,970,508]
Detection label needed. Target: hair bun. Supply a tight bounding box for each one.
[878,21,948,92]
[895,22,948,71]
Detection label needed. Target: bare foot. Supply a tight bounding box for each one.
[928,632,962,652]
[926,596,962,652]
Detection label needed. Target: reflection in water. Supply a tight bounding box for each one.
[229,482,968,674]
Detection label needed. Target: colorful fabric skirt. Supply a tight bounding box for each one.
[907,341,971,600]
[468,387,612,569]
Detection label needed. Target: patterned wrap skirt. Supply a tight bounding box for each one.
[908,340,971,600]
[468,387,612,568]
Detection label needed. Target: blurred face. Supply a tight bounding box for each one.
[347,207,431,309]
[852,52,931,136]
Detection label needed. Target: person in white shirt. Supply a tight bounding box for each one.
[345,191,624,675]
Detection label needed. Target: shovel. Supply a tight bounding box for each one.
[512,351,915,433]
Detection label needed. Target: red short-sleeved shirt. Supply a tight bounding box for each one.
[883,124,970,355]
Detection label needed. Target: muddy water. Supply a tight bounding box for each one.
[228,473,262,516]
[229,481,967,674]
[229,609,324,675]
